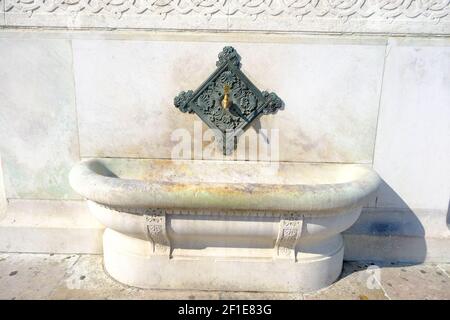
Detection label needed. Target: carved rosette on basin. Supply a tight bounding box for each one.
[69,158,381,292]
[174,46,283,154]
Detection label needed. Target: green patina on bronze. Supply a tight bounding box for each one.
[174,46,283,155]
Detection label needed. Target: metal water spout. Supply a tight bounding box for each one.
[173,46,283,155]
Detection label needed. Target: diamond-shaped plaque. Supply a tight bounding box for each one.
[174,46,283,155]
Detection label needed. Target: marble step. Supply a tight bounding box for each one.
[0,199,103,254]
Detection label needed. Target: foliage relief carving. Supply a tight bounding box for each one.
[4,0,449,24]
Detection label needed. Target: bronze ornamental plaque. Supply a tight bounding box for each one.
[174,46,283,155]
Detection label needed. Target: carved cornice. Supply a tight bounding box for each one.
[3,0,449,21]
[2,0,450,34]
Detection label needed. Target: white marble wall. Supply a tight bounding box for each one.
[374,38,450,214]
[0,32,387,200]
[0,156,6,219]
[0,38,80,199]
[0,30,449,261]
[344,38,450,262]
[72,38,385,163]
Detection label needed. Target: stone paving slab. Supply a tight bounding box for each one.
[379,263,450,300]
[0,253,79,299]
[48,255,303,300]
[0,253,449,300]
[437,264,450,278]
[303,262,389,300]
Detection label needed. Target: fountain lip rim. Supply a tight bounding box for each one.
[69,158,381,213]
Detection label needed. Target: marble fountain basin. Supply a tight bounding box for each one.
[69,158,380,292]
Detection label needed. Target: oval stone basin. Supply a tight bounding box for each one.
[69,158,380,293]
[70,158,380,212]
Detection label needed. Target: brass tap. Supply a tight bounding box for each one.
[221,85,231,109]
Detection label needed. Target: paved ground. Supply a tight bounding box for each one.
[0,253,449,300]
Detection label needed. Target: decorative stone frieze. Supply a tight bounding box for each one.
[3,0,449,34]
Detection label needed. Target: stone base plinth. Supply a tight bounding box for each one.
[103,228,344,293]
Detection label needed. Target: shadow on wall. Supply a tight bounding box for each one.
[344,178,427,264]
